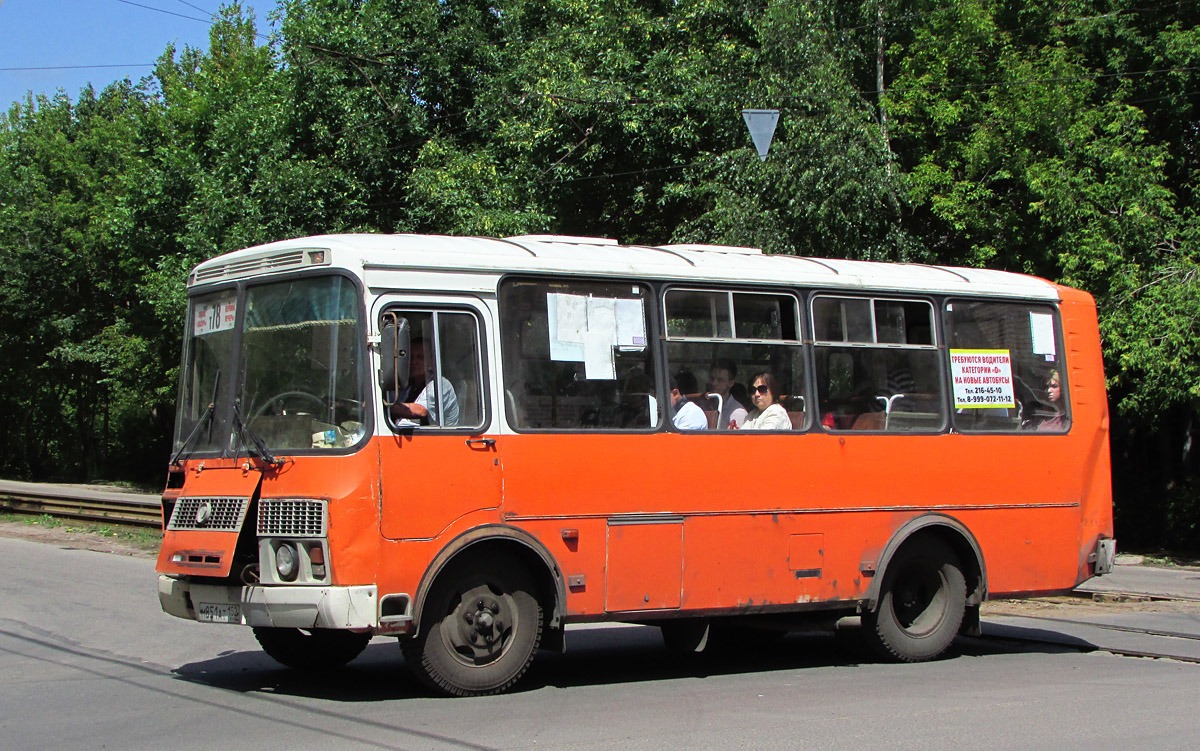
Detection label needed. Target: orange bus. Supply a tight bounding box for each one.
[157,234,1114,695]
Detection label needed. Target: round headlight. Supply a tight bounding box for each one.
[275,542,298,581]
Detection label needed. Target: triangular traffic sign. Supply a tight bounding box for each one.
[742,109,780,161]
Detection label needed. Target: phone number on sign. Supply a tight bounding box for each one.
[958,394,1012,405]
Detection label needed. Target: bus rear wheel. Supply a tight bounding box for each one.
[402,557,542,697]
[862,537,966,662]
[252,627,371,670]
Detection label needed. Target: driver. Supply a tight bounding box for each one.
[390,335,460,427]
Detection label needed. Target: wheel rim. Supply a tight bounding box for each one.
[440,583,519,667]
[889,560,949,638]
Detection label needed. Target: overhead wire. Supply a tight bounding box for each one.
[113,0,272,42]
[8,1,1190,189]
[8,2,1190,94]
[174,0,214,14]
[0,64,155,72]
[113,0,211,25]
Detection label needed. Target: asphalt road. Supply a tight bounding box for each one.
[3,536,1200,751]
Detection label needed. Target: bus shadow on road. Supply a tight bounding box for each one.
[170,624,1088,700]
[522,624,1089,691]
[171,641,429,701]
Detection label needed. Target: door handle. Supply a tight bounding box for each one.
[465,438,496,449]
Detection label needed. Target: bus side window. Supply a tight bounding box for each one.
[499,279,657,431]
[662,288,807,431]
[813,296,945,432]
[383,309,485,431]
[944,301,1068,433]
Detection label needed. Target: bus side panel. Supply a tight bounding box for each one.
[502,429,1096,619]
[1057,286,1115,584]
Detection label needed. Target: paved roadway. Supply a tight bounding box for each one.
[3,537,1200,751]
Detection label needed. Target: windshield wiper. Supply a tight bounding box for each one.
[170,369,219,467]
[231,398,284,469]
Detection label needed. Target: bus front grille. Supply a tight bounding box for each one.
[167,497,250,532]
[258,498,327,537]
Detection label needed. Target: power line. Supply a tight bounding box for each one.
[286,0,1195,71]
[114,0,210,25]
[113,0,271,42]
[864,66,1200,98]
[175,0,213,14]
[0,64,155,72]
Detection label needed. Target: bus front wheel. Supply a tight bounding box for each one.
[862,537,966,662]
[252,627,371,670]
[402,557,543,696]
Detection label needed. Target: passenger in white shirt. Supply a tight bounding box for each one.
[707,358,748,428]
[390,337,459,427]
[670,372,709,431]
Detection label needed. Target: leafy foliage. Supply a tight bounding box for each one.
[0,1,1197,547]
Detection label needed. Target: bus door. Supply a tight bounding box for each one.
[376,303,500,541]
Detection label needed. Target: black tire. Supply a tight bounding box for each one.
[862,537,966,662]
[252,627,371,670]
[402,556,543,697]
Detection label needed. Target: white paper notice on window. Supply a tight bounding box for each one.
[587,297,617,345]
[1030,312,1056,357]
[548,293,586,362]
[615,298,647,348]
[583,331,616,380]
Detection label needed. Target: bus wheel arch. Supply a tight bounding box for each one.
[862,515,987,661]
[403,525,566,691]
[402,548,545,696]
[414,527,565,633]
[866,514,987,612]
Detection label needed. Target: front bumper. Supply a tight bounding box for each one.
[158,575,378,630]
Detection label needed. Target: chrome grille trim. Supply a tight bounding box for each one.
[258,498,328,537]
[167,496,250,532]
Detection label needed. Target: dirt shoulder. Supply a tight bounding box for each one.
[983,593,1200,618]
[0,519,158,558]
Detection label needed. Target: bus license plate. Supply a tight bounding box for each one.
[197,603,241,624]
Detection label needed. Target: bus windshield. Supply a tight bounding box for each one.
[174,275,366,456]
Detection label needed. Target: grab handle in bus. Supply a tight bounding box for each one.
[466,438,496,449]
[379,313,411,401]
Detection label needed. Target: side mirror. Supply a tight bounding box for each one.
[379,314,411,400]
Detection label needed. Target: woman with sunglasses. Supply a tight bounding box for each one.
[737,372,792,430]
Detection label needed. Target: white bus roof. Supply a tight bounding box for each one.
[189,233,1061,301]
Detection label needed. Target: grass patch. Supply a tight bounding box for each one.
[0,512,162,552]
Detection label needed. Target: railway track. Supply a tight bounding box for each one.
[0,481,160,528]
[982,607,1200,664]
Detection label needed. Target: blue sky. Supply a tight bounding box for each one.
[1,0,264,111]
